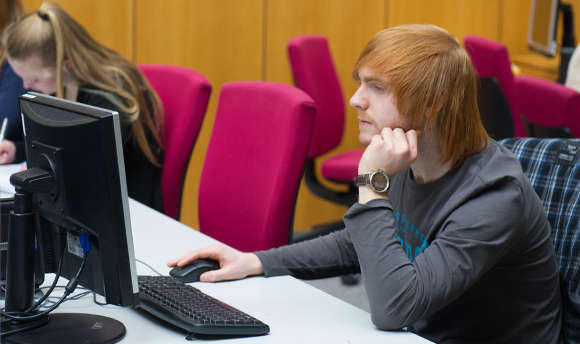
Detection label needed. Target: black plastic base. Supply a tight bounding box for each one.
[3,313,126,344]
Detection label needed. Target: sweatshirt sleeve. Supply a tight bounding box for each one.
[345,182,525,330]
[255,227,360,279]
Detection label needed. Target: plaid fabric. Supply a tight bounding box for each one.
[500,137,580,343]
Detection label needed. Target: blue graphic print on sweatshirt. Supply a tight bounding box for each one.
[394,210,429,262]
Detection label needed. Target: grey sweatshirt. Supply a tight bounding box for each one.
[256,140,562,343]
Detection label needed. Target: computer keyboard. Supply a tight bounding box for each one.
[136,275,270,337]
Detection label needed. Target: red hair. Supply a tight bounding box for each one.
[354,24,488,165]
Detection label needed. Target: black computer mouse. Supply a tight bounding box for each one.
[169,258,220,283]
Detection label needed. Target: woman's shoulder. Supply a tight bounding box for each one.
[77,85,123,114]
[1,61,25,89]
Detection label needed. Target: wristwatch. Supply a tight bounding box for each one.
[353,170,390,193]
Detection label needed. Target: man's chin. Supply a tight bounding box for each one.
[358,134,371,147]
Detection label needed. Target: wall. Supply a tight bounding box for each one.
[19,0,580,233]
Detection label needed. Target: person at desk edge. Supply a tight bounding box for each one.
[0,0,27,143]
[170,25,562,343]
[0,2,164,212]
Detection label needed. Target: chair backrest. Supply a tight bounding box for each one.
[515,75,580,138]
[199,82,315,252]
[477,76,515,140]
[139,64,211,219]
[464,35,525,137]
[287,35,344,158]
[500,137,580,343]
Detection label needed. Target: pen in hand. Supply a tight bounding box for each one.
[0,118,7,142]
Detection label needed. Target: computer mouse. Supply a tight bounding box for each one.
[169,258,220,283]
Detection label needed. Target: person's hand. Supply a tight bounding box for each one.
[167,244,264,282]
[0,140,16,164]
[357,128,419,203]
[358,127,419,176]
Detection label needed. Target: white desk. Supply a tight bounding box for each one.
[37,200,433,343]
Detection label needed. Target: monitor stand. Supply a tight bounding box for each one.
[3,313,126,344]
[1,170,126,344]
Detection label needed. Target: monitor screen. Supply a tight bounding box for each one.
[528,0,560,56]
[16,91,138,307]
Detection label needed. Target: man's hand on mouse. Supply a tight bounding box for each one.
[168,243,264,282]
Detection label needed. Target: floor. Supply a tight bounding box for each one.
[292,229,371,313]
[304,275,370,313]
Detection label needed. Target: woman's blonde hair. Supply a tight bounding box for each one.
[0,0,24,63]
[353,24,488,165]
[2,2,164,166]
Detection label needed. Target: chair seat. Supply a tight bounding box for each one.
[321,149,363,182]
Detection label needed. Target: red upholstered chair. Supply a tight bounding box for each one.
[287,35,362,225]
[139,64,211,220]
[198,82,315,252]
[515,75,580,138]
[464,35,524,137]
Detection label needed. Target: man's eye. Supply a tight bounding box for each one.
[370,83,384,91]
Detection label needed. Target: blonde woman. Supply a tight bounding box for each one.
[0,0,26,143]
[0,2,164,211]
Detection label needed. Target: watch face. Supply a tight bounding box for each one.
[370,171,389,192]
[372,173,387,189]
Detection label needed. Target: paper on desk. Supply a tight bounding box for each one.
[0,163,26,198]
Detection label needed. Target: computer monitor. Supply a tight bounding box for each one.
[528,0,560,57]
[1,92,138,343]
[528,0,576,83]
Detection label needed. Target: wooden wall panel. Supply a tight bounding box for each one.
[266,0,386,231]
[135,0,264,229]
[21,0,134,60]
[386,0,501,42]
[14,1,580,233]
[501,0,531,56]
[502,0,580,56]
[502,0,580,81]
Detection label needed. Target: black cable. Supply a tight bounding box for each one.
[25,237,67,312]
[31,286,91,308]
[92,292,107,306]
[0,254,87,321]
[1,317,48,337]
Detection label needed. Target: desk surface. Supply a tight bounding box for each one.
[34,200,433,343]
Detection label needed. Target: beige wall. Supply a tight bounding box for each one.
[19,0,580,232]
[22,0,134,59]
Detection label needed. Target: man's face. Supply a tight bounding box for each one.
[350,67,411,146]
[8,55,58,94]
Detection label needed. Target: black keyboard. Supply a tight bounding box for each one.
[136,275,270,337]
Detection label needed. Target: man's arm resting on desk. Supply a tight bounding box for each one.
[255,229,360,279]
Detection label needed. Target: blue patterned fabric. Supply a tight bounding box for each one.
[500,137,580,343]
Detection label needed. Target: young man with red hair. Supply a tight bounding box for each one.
[170,25,562,343]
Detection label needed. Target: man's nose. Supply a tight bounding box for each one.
[350,86,368,111]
